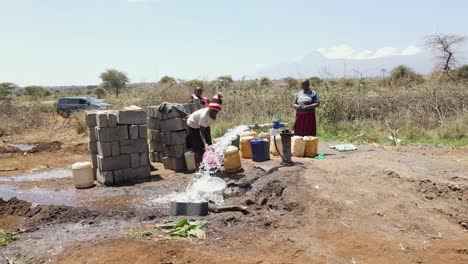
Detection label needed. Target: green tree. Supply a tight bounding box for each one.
[93,86,106,99]
[216,75,234,87]
[159,75,176,85]
[44,89,52,97]
[390,65,424,84]
[0,85,10,99]
[259,77,272,86]
[100,69,129,98]
[186,79,204,89]
[24,86,46,100]
[456,65,468,81]
[0,82,17,98]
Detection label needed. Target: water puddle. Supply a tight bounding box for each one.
[0,169,71,182]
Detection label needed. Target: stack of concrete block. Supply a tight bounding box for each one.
[147,103,203,171]
[85,109,151,185]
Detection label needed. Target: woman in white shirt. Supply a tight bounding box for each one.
[186,100,222,166]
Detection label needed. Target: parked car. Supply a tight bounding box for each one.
[57,97,111,118]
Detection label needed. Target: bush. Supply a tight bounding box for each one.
[456,65,468,81]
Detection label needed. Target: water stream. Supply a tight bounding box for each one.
[151,125,249,205]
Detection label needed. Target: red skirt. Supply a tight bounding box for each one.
[293,112,317,136]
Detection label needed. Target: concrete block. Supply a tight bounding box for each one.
[149,151,156,162]
[147,106,155,118]
[183,104,192,114]
[159,110,184,120]
[95,126,129,142]
[91,154,98,168]
[164,157,186,172]
[149,141,164,152]
[162,157,171,170]
[96,112,108,128]
[110,141,120,156]
[117,110,147,125]
[139,152,149,166]
[160,118,186,132]
[129,125,139,139]
[164,130,186,145]
[165,144,186,158]
[123,166,151,181]
[150,152,163,163]
[190,103,202,113]
[138,125,147,139]
[107,112,118,127]
[87,127,97,142]
[85,112,97,127]
[88,141,98,154]
[147,118,160,130]
[130,153,140,168]
[151,130,162,142]
[113,170,124,184]
[119,139,148,154]
[97,170,114,185]
[98,155,131,171]
[97,142,112,157]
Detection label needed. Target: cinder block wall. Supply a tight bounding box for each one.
[85,110,151,185]
[147,103,203,172]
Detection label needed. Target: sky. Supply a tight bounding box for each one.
[0,0,467,86]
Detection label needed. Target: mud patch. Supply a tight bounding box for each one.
[0,198,161,228]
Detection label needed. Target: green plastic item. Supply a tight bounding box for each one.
[315,153,325,159]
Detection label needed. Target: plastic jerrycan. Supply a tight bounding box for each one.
[224,146,242,172]
[240,136,254,159]
[304,136,319,157]
[72,162,94,189]
[270,135,283,156]
[291,136,306,157]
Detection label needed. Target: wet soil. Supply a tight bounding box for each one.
[1,140,467,263]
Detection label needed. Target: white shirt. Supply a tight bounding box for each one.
[187,108,215,129]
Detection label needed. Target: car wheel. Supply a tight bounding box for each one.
[60,111,71,118]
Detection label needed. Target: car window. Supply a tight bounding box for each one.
[79,99,87,104]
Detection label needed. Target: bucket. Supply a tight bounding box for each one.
[291,136,306,157]
[250,139,270,162]
[71,162,94,189]
[240,136,254,159]
[270,136,283,156]
[304,136,318,157]
[202,151,219,166]
[224,146,242,172]
[184,151,197,172]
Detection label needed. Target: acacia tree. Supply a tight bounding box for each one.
[93,86,106,99]
[100,69,129,98]
[24,86,46,100]
[425,34,467,77]
[216,75,233,88]
[159,75,176,85]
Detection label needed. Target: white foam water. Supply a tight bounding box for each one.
[151,125,249,206]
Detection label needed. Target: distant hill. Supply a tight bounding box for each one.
[250,51,439,79]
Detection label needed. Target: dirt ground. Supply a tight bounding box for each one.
[0,128,467,264]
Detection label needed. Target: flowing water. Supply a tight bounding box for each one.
[151,125,249,205]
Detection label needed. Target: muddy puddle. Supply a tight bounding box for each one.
[0,168,190,212]
[0,169,71,182]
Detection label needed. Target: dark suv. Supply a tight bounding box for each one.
[57,97,111,118]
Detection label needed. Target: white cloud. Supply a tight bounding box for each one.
[401,45,422,56]
[318,45,421,60]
